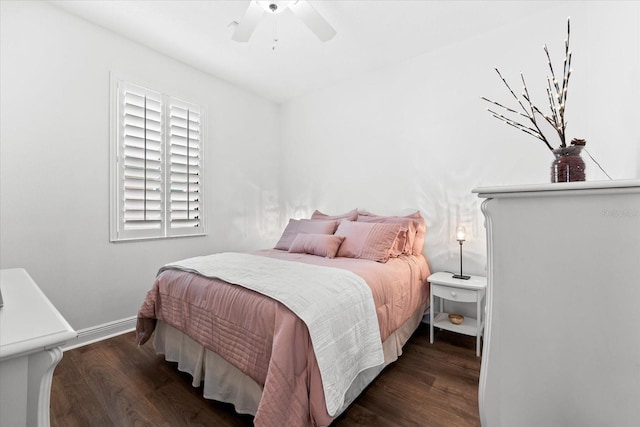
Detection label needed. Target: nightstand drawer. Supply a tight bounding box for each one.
[432,284,478,303]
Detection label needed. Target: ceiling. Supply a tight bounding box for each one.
[50,0,555,104]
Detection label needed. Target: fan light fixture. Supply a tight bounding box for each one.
[257,1,295,14]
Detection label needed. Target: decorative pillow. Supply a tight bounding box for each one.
[288,234,345,259]
[274,219,338,251]
[404,211,426,255]
[358,210,426,255]
[334,220,402,263]
[310,209,358,222]
[357,216,416,256]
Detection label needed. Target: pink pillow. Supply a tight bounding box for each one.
[310,209,358,222]
[288,234,345,258]
[358,210,426,255]
[334,221,402,263]
[404,211,426,255]
[274,219,338,251]
[357,216,416,256]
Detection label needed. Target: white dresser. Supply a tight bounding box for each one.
[0,268,77,427]
[474,180,640,427]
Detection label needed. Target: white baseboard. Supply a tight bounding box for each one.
[63,316,137,351]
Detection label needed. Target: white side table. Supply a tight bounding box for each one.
[428,272,486,357]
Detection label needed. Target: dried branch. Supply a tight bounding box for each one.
[520,72,554,151]
[482,68,555,151]
[482,17,573,152]
[481,96,528,118]
[545,82,560,131]
[561,19,571,107]
[563,53,572,107]
[544,44,562,98]
[494,68,531,115]
[487,108,541,135]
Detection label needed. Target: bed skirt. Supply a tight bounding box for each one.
[152,301,428,420]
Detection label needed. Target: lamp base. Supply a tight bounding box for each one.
[452,274,471,280]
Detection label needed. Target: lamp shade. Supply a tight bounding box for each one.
[456,226,466,241]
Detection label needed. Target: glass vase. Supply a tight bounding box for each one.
[551,146,585,183]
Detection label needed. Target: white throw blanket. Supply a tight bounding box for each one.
[160,252,384,416]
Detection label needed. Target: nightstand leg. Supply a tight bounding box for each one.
[430,293,434,344]
[476,297,481,357]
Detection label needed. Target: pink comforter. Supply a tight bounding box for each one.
[136,250,429,426]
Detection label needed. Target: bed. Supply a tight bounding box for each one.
[136,209,430,426]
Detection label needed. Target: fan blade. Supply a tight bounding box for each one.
[232,1,265,42]
[289,0,336,42]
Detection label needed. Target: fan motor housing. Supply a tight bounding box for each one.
[257,1,293,14]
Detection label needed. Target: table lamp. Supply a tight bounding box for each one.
[452,226,471,280]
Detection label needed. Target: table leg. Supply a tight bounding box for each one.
[476,296,481,357]
[27,346,63,427]
[430,293,434,344]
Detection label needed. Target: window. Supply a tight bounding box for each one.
[110,79,205,241]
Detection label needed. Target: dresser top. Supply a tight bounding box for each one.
[0,268,76,360]
[473,179,640,197]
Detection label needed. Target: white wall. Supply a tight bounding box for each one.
[0,1,281,331]
[1,1,638,333]
[279,1,640,278]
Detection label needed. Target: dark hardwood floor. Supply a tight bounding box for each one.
[51,324,481,426]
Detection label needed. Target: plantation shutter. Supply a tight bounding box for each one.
[110,77,205,241]
[115,82,164,239]
[167,99,203,235]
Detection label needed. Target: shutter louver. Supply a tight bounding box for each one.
[169,102,202,232]
[121,84,163,234]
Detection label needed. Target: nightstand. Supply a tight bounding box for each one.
[428,272,486,357]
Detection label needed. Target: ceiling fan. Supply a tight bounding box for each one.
[232,0,336,43]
